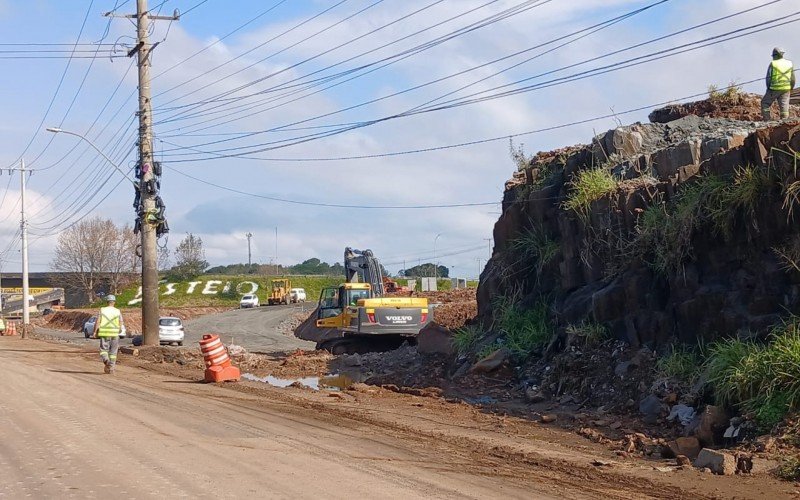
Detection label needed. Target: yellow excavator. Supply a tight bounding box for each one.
[298,247,431,354]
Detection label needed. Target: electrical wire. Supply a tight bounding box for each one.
[155,0,664,143]
[157,76,777,212]
[156,12,800,160]
[180,0,210,17]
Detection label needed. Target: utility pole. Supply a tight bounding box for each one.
[20,159,29,333]
[105,2,179,345]
[274,227,278,275]
[245,232,253,268]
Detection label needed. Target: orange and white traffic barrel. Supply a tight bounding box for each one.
[199,334,240,383]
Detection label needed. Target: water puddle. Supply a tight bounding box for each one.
[242,373,356,391]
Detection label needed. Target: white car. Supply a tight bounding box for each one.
[82,316,127,339]
[290,288,306,303]
[239,294,259,308]
[159,317,185,346]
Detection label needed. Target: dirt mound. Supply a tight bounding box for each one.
[42,307,232,333]
[649,92,800,123]
[387,288,477,330]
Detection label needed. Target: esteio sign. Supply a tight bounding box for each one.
[128,280,259,305]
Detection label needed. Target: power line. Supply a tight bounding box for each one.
[157,76,777,212]
[156,12,800,160]
[153,0,547,122]
[180,0,210,17]
[155,0,662,143]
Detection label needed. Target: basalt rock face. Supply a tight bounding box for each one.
[478,112,800,347]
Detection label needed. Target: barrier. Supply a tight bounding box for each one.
[198,334,240,383]
[5,321,17,336]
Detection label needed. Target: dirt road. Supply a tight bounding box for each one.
[2,338,796,499]
[184,303,315,352]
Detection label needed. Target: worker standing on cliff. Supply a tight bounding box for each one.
[92,294,124,374]
[762,47,795,121]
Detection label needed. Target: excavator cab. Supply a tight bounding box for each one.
[316,283,372,326]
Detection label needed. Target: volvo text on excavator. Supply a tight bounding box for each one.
[302,247,431,354]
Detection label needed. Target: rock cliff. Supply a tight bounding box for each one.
[478,96,800,347]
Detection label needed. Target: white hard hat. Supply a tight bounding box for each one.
[106,294,116,302]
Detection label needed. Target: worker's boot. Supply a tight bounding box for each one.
[104,363,111,374]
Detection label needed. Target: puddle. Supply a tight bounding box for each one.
[242,373,357,391]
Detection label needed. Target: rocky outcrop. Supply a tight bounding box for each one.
[479,108,800,347]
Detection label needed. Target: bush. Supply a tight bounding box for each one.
[495,298,553,358]
[705,316,800,429]
[656,345,704,385]
[562,167,617,221]
[776,455,800,481]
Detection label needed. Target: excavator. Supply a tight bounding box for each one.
[296,247,431,354]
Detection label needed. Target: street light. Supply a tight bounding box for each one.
[46,126,156,342]
[433,233,442,280]
[46,128,136,184]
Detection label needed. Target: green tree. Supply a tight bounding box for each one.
[171,233,209,280]
[400,263,449,278]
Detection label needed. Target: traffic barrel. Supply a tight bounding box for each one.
[5,321,17,336]
[199,334,240,383]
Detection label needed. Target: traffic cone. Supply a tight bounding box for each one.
[199,334,240,383]
[6,322,17,336]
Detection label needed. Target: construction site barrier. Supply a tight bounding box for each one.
[4,321,17,336]
[199,334,240,383]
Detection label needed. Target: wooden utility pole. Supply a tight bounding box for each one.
[106,2,178,345]
[137,0,159,345]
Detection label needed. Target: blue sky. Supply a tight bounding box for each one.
[0,0,794,277]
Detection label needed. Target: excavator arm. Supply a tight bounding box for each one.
[343,247,385,296]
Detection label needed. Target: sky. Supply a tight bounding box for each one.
[0,0,794,278]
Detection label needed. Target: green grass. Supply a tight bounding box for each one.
[562,167,617,221]
[704,316,800,430]
[494,297,553,358]
[114,275,343,308]
[776,455,800,481]
[476,342,503,360]
[565,321,609,345]
[510,226,559,274]
[453,324,481,355]
[656,345,704,385]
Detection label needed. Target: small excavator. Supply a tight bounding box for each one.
[296,247,431,354]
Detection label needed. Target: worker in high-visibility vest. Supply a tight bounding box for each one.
[0,316,5,335]
[762,47,795,121]
[91,294,124,374]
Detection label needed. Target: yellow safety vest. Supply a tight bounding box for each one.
[97,306,122,337]
[0,318,5,330]
[770,58,794,91]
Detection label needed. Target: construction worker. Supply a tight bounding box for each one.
[92,294,124,374]
[0,316,5,335]
[762,47,795,121]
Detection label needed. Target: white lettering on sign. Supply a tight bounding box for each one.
[202,280,222,295]
[128,286,143,305]
[235,281,258,295]
[126,280,261,305]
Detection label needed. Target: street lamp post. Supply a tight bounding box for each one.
[433,234,442,281]
[46,127,157,342]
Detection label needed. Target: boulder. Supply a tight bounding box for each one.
[416,322,455,356]
[676,455,692,467]
[525,387,547,403]
[667,436,701,460]
[694,448,736,475]
[470,348,510,374]
[689,405,729,446]
[638,394,663,424]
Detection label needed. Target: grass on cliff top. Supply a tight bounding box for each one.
[562,167,617,221]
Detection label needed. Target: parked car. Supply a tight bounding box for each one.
[159,317,185,346]
[289,288,306,303]
[239,294,259,308]
[82,316,127,339]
